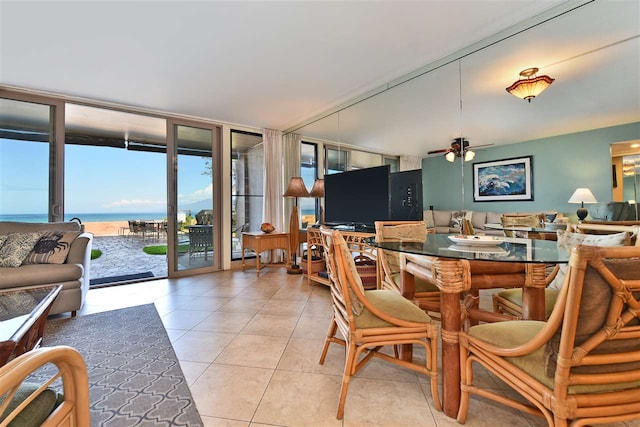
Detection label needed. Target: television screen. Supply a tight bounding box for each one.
[390,169,423,221]
[324,165,390,226]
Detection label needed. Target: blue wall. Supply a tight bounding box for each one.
[422,122,640,219]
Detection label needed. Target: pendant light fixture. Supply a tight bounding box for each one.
[506,67,555,102]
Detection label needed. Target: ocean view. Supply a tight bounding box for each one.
[0,213,167,223]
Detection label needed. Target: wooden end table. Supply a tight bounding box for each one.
[241,231,290,276]
[0,285,62,366]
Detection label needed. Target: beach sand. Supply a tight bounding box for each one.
[83,221,129,236]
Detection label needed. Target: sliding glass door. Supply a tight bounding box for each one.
[0,92,64,222]
[168,120,221,274]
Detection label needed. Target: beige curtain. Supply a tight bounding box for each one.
[283,132,302,228]
[400,155,422,171]
[262,128,285,263]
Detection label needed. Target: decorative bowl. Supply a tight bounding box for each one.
[260,222,275,233]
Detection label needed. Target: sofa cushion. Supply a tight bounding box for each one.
[0,233,42,267]
[470,211,487,230]
[0,264,83,289]
[485,212,503,224]
[23,231,80,265]
[432,210,453,227]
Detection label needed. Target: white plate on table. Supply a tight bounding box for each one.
[448,235,505,246]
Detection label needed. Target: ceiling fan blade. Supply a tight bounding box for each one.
[467,143,494,150]
[427,148,450,155]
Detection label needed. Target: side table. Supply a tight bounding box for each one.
[241,231,290,276]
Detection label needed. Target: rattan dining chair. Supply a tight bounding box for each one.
[318,227,441,419]
[458,244,640,427]
[493,228,638,319]
[0,346,90,427]
[374,221,441,315]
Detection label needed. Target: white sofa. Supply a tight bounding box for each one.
[0,221,92,316]
[422,209,553,236]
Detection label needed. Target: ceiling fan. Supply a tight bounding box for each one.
[427,137,493,162]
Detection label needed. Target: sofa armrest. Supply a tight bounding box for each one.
[67,233,93,291]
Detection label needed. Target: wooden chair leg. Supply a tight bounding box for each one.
[337,342,356,420]
[319,317,337,364]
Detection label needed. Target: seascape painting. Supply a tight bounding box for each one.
[473,156,533,202]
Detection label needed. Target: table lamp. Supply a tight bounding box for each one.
[284,177,310,274]
[568,188,598,221]
[309,178,324,225]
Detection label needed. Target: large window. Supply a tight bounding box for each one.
[231,130,263,260]
[325,145,395,173]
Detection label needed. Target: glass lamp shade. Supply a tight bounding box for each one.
[309,179,324,198]
[464,150,475,161]
[506,68,555,102]
[283,177,310,198]
[445,151,456,162]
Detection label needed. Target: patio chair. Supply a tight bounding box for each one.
[458,244,640,426]
[318,227,441,419]
[188,226,213,261]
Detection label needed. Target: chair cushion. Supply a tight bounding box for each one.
[545,259,640,377]
[496,288,559,318]
[0,233,42,267]
[355,290,431,328]
[0,382,60,427]
[391,272,439,293]
[22,231,80,264]
[468,321,640,394]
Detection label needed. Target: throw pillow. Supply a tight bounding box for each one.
[556,229,628,249]
[0,234,8,249]
[22,231,80,264]
[548,230,628,290]
[450,211,465,229]
[0,232,42,268]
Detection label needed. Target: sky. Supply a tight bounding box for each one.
[0,139,213,215]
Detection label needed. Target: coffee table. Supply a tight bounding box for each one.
[0,285,62,366]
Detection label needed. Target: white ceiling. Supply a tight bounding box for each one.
[1,1,639,157]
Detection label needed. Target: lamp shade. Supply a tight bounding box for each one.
[568,188,598,204]
[283,177,310,198]
[309,179,324,198]
[506,68,554,102]
[445,151,456,162]
[464,150,475,161]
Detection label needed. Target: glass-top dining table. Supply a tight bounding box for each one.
[369,233,570,418]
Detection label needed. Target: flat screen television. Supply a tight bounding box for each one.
[324,165,391,227]
[390,169,423,221]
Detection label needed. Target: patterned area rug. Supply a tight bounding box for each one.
[40,304,203,427]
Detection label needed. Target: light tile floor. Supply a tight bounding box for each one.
[77,268,640,427]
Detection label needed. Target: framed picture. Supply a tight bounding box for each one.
[473,156,533,202]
